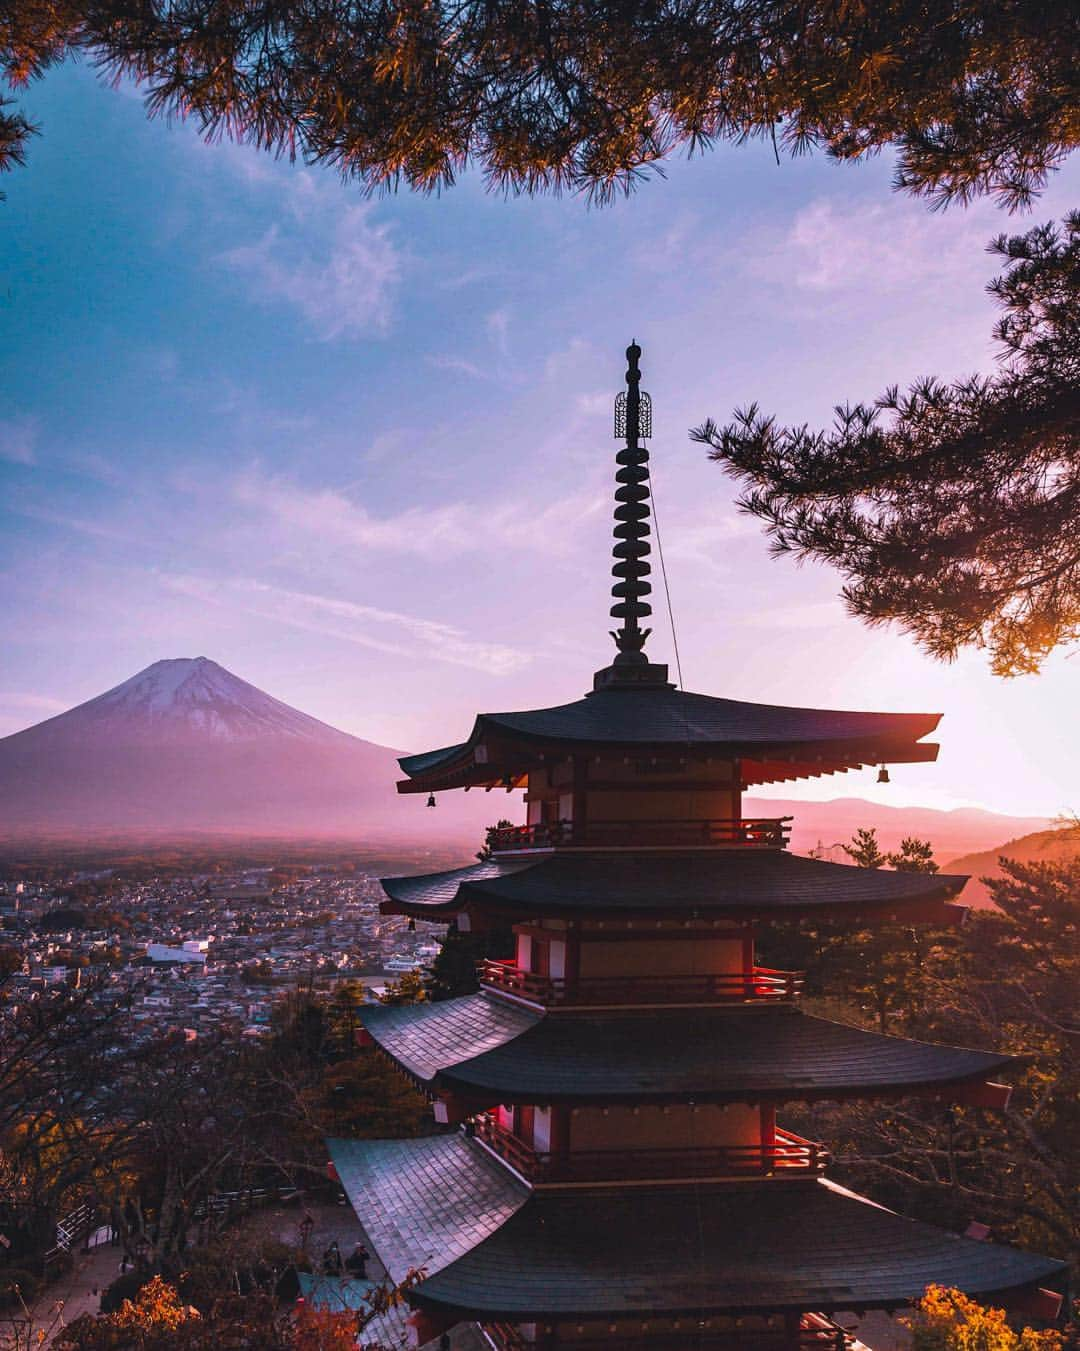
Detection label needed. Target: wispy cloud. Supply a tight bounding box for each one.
[760,197,989,295]
[233,468,606,561]
[0,415,38,465]
[428,354,486,379]
[161,574,531,674]
[218,173,404,340]
[12,505,139,543]
[487,308,511,355]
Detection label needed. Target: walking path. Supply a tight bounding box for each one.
[4,1202,486,1350]
[1,1228,123,1349]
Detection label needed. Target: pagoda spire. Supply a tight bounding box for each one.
[610,341,654,667]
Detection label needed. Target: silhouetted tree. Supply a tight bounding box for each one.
[840,859,1080,1265]
[695,214,1080,677]
[424,924,514,1001]
[1,0,1075,203]
[889,838,940,873]
[842,827,887,870]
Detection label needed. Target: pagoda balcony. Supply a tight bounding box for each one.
[483,1322,853,1351]
[483,1318,853,1350]
[490,817,792,853]
[472,1116,829,1185]
[478,960,804,1007]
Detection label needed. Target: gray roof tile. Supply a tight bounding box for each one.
[362,995,1014,1102]
[327,1135,528,1286]
[380,851,967,918]
[409,1176,1065,1319]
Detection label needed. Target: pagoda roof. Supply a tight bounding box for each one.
[359,995,1014,1105]
[380,850,969,921]
[327,1134,528,1285]
[332,1135,1065,1319]
[397,685,940,791]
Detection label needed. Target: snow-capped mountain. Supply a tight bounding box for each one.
[0,658,489,843]
[31,657,362,747]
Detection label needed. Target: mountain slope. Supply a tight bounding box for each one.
[0,658,489,844]
[941,829,1080,908]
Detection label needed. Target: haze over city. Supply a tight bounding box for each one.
[3,65,1078,822]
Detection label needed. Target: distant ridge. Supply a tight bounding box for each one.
[744,795,1052,864]
[0,658,490,845]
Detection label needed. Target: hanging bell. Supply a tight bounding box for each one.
[426,792,437,808]
[877,765,890,784]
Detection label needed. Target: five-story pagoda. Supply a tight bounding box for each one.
[331,345,1065,1351]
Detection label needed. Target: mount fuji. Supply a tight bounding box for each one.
[0,658,489,843]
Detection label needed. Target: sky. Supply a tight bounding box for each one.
[1,63,1078,819]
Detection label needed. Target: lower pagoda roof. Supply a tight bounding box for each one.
[330,1135,1065,1320]
[328,1134,529,1285]
[360,994,1015,1104]
[379,850,968,921]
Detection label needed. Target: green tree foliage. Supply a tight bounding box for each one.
[889,837,940,873]
[376,970,427,1005]
[1,0,1076,202]
[695,214,1080,677]
[843,827,887,869]
[476,820,515,862]
[759,829,942,1031]
[832,859,1080,1266]
[424,923,515,1001]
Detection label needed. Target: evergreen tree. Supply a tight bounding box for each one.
[888,838,940,873]
[1,0,1075,203]
[842,827,887,869]
[695,214,1080,677]
[424,924,514,1002]
[376,970,427,1005]
[845,859,1080,1266]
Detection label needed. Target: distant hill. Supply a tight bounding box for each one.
[743,796,1052,864]
[0,658,491,847]
[941,829,1080,908]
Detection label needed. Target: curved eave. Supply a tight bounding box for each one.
[407,1177,1065,1322]
[360,996,1017,1106]
[397,697,942,794]
[327,1134,528,1287]
[378,852,970,923]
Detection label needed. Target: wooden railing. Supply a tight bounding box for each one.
[483,1315,853,1349]
[490,818,792,852]
[472,1116,829,1185]
[479,960,804,1007]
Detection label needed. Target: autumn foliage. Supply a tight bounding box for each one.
[907,1285,1062,1351]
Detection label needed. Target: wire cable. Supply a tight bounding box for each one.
[647,459,685,690]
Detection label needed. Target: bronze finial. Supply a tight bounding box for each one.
[610,342,653,666]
